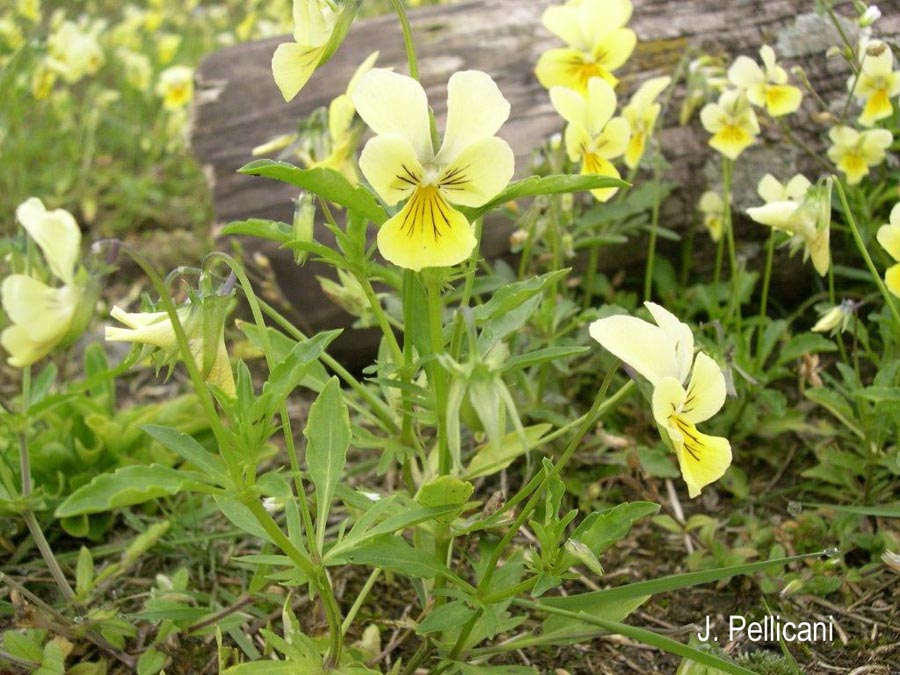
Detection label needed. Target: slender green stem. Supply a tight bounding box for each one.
[341,568,381,635]
[389,0,418,80]
[642,141,664,302]
[243,498,343,665]
[712,229,725,288]
[256,297,399,434]
[122,248,237,477]
[755,228,776,368]
[450,218,483,359]
[478,370,631,589]
[834,179,900,335]
[722,158,741,332]
[208,253,319,556]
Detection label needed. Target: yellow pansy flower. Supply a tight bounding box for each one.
[156,33,182,65]
[727,45,802,117]
[811,300,855,334]
[826,125,892,184]
[535,0,636,93]
[16,0,41,23]
[698,190,724,242]
[46,20,105,84]
[352,69,515,271]
[550,77,630,201]
[589,302,731,498]
[156,65,194,110]
[119,49,152,91]
[1,199,84,367]
[622,76,671,169]
[105,304,236,396]
[700,90,759,160]
[852,39,900,127]
[271,0,337,102]
[876,203,900,298]
[746,174,831,276]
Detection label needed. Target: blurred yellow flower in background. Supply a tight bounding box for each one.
[550,77,630,201]
[826,125,892,184]
[700,90,759,159]
[622,76,671,169]
[876,203,900,298]
[727,45,802,117]
[156,65,194,109]
[852,39,900,127]
[698,190,724,242]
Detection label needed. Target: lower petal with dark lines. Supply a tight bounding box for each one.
[377,186,476,271]
[666,415,732,499]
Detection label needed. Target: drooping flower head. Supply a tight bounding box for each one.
[1,198,86,367]
[851,39,900,127]
[622,76,671,169]
[826,125,892,184]
[698,190,724,242]
[105,298,236,396]
[589,302,731,498]
[876,202,900,298]
[272,0,338,102]
[536,0,636,93]
[727,45,803,117]
[700,89,760,159]
[745,173,831,277]
[352,69,515,271]
[550,77,630,201]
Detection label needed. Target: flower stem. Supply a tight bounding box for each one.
[389,0,418,80]
[722,158,742,332]
[834,179,900,335]
[642,142,664,302]
[755,228,775,368]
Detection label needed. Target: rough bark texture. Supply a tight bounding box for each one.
[191,0,898,363]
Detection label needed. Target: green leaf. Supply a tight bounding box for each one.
[221,218,292,244]
[457,666,537,675]
[305,377,351,549]
[337,535,444,578]
[239,160,387,225]
[808,502,900,518]
[76,546,93,598]
[140,425,227,481]
[34,639,67,675]
[254,330,343,420]
[466,174,628,219]
[55,465,207,518]
[465,424,552,479]
[777,333,837,365]
[136,647,168,675]
[503,346,589,372]
[417,600,477,635]
[3,629,44,664]
[416,475,474,509]
[540,594,648,639]
[542,552,823,611]
[854,386,900,403]
[571,502,660,555]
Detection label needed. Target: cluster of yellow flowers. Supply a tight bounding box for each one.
[536,0,670,201]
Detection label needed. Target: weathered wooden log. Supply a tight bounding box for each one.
[191,0,898,363]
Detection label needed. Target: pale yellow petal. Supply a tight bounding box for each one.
[352,68,432,160]
[808,223,830,277]
[624,131,645,169]
[746,201,803,231]
[828,125,858,147]
[536,48,616,93]
[376,186,475,271]
[541,4,586,50]
[891,202,900,229]
[876,224,900,261]
[1,275,77,344]
[709,125,754,159]
[1,325,60,367]
[328,93,356,143]
[550,85,590,131]
[727,55,764,89]
[651,375,685,429]
[764,84,802,117]
[784,174,812,200]
[346,51,379,95]
[757,174,785,203]
[583,0,632,47]
[645,301,693,383]
[681,352,726,424]
[563,122,591,163]
[585,77,618,136]
[437,136,514,208]
[589,315,680,385]
[16,197,81,284]
[357,133,424,206]
[673,426,731,498]
[291,0,335,46]
[594,116,630,159]
[581,153,620,202]
[859,89,894,126]
[593,28,636,71]
[630,76,671,111]
[272,42,325,102]
[886,263,900,298]
[438,70,511,166]
[699,102,725,133]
